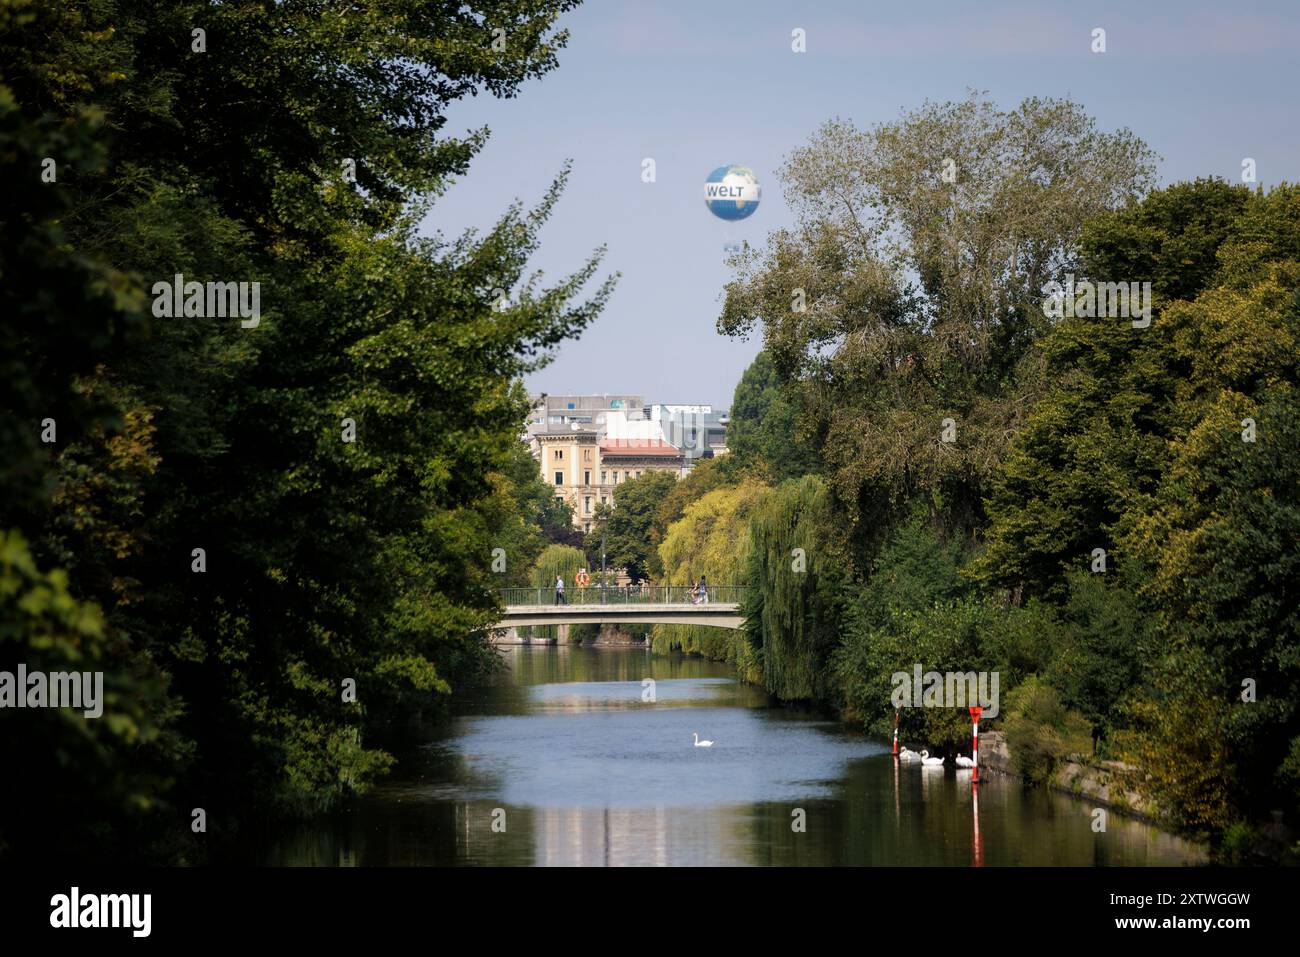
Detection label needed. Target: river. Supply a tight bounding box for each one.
[262,646,1205,866]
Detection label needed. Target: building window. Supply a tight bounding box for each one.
[584,497,591,514]
[583,449,592,462]
[583,470,590,485]
[554,449,563,460]
[600,471,607,484]
[554,471,563,485]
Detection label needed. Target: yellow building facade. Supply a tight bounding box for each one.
[534,432,683,533]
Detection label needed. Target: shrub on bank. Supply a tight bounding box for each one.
[1003,677,1093,785]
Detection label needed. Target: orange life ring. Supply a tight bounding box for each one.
[575,570,590,587]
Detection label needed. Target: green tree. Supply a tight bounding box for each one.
[1,0,610,860]
[1079,178,1251,303]
[652,480,768,671]
[585,470,677,582]
[1042,572,1150,751]
[1125,379,1300,827]
[653,454,742,544]
[0,0,181,862]
[719,93,1156,564]
[830,517,1039,746]
[727,351,819,481]
[976,182,1300,831]
[973,179,1264,598]
[528,543,589,641]
[531,543,587,594]
[742,476,849,701]
[1003,676,1094,785]
[490,438,581,587]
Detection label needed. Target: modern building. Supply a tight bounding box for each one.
[528,393,645,436]
[650,404,729,464]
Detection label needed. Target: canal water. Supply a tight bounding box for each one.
[263,646,1204,866]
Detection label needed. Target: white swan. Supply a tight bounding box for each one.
[898,747,921,762]
[955,754,976,768]
[693,732,714,748]
[920,750,945,767]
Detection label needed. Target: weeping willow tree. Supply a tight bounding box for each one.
[529,544,592,642]
[532,543,587,590]
[743,476,849,701]
[651,481,766,678]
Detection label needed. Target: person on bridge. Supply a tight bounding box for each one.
[698,574,709,604]
[555,574,566,604]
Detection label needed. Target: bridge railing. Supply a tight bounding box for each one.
[499,584,746,606]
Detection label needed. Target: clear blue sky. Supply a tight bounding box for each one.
[425,0,1300,408]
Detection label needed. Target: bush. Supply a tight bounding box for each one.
[1003,676,1093,784]
[1220,822,1256,864]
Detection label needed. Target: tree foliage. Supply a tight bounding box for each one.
[741,477,849,701]
[0,0,607,861]
[584,469,677,582]
[651,481,767,671]
[977,182,1300,829]
[726,351,819,481]
[702,94,1297,844]
[719,93,1156,561]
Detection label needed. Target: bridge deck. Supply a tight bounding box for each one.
[495,602,744,630]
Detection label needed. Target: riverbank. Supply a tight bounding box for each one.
[981,732,1299,865]
[980,732,1165,823]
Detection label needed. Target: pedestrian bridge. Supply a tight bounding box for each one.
[492,585,745,631]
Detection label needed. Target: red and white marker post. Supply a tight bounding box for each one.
[892,709,899,758]
[968,705,983,783]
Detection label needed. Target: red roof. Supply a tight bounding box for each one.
[599,439,680,457]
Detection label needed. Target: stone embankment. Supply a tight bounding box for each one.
[979,730,1155,819]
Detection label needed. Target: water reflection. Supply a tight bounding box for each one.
[262,647,1206,867]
